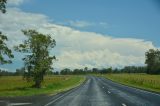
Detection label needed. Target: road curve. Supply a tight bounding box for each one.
[44,76,160,106]
[1,76,160,106]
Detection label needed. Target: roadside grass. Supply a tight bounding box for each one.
[0,75,85,97]
[101,74,160,93]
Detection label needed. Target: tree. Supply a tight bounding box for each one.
[122,66,146,73]
[92,68,99,73]
[84,67,88,72]
[100,68,107,74]
[0,0,13,65]
[0,0,7,13]
[15,30,56,88]
[106,67,112,73]
[15,67,25,76]
[53,71,59,75]
[0,69,14,76]
[60,68,72,75]
[0,32,14,65]
[145,49,160,74]
[73,69,84,75]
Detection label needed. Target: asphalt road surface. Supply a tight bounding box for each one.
[1,76,160,106]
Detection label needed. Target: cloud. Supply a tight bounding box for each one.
[99,22,109,28]
[58,20,109,29]
[68,20,93,28]
[0,7,156,71]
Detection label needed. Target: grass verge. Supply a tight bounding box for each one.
[101,74,160,93]
[0,75,85,97]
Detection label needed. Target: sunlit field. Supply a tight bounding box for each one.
[0,75,85,97]
[103,74,160,92]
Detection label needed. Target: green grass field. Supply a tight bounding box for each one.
[0,75,85,97]
[102,74,160,93]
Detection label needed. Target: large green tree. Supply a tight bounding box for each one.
[0,32,14,65]
[15,30,56,88]
[0,0,14,64]
[145,49,160,74]
[0,0,7,13]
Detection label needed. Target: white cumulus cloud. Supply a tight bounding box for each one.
[58,20,109,29]
[0,7,156,71]
[68,20,93,28]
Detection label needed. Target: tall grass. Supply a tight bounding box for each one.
[103,74,160,92]
[0,75,85,97]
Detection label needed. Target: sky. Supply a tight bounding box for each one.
[18,0,160,46]
[0,0,160,71]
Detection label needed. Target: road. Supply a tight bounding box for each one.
[1,76,160,106]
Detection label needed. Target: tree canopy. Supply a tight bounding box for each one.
[0,0,7,13]
[15,30,56,88]
[0,32,14,65]
[145,49,160,74]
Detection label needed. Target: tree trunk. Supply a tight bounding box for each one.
[34,80,41,88]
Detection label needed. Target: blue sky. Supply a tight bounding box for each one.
[0,0,160,71]
[19,0,160,46]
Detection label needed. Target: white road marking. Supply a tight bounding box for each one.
[44,94,65,106]
[108,91,111,94]
[45,79,87,106]
[44,87,76,106]
[10,103,32,106]
[122,103,127,106]
[103,78,160,97]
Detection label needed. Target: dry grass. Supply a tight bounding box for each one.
[103,74,160,92]
[0,75,85,97]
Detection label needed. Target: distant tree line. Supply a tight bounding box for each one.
[0,68,24,76]
[0,67,55,76]
[0,69,14,76]
[58,66,147,75]
[58,49,160,75]
[1,48,160,77]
